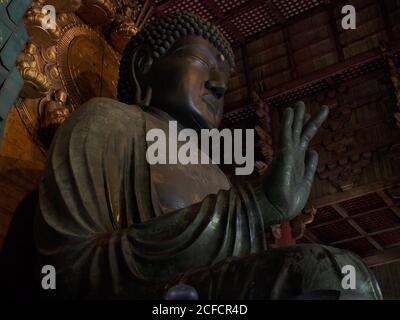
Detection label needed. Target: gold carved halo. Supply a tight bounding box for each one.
[56,24,121,108]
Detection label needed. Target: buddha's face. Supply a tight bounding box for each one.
[145,36,231,130]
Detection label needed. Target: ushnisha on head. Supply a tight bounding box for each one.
[117,11,235,130]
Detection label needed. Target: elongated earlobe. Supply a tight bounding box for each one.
[130,45,153,109]
[139,87,152,111]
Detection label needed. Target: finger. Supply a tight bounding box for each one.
[300,150,319,193]
[300,105,329,149]
[280,107,294,148]
[303,113,311,125]
[292,101,305,145]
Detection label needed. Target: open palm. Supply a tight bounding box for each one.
[263,101,329,221]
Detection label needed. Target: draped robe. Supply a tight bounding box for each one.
[35,98,382,299]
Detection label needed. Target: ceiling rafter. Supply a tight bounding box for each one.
[364,246,400,267]
[303,229,322,244]
[310,202,400,230]
[241,44,253,102]
[224,53,385,116]
[239,4,325,47]
[313,180,400,210]
[265,0,285,24]
[259,45,392,105]
[264,0,298,81]
[153,0,177,15]
[213,0,265,26]
[202,0,245,43]
[377,190,400,219]
[375,0,394,44]
[283,27,297,80]
[330,224,400,246]
[324,0,344,62]
[224,39,398,117]
[331,203,383,250]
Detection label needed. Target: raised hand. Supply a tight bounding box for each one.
[263,101,329,222]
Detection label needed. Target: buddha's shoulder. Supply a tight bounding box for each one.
[75,97,145,122]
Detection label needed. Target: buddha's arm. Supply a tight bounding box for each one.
[34,98,283,298]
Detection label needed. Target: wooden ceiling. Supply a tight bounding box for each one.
[301,190,400,266]
[152,0,324,44]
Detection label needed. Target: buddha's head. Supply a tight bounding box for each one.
[117,12,235,130]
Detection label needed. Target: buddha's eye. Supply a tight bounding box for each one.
[186,55,209,68]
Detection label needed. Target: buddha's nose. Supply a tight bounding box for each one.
[205,69,226,99]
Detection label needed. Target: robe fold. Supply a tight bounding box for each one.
[35,97,283,298]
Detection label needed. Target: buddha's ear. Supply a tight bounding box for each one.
[130,44,154,108]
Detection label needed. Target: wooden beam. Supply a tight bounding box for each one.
[364,246,400,267]
[283,27,297,80]
[224,44,400,114]
[304,229,322,244]
[213,0,264,25]
[330,224,400,245]
[331,204,383,250]
[376,0,394,43]
[203,0,245,43]
[238,4,325,47]
[317,135,400,168]
[311,95,393,146]
[386,241,400,249]
[325,0,344,62]
[265,0,285,25]
[260,47,387,102]
[377,190,400,219]
[312,179,400,209]
[153,0,177,14]
[241,44,253,101]
[310,202,400,229]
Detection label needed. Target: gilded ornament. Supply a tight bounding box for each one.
[17,46,52,98]
[110,19,139,53]
[25,7,61,47]
[38,89,71,147]
[46,0,82,13]
[56,24,120,107]
[77,0,116,26]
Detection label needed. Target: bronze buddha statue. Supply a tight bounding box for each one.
[32,12,382,299]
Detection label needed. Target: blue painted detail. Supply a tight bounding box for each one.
[0,66,23,138]
[0,0,32,142]
[7,0,31,24]
[0,66,23,120]
[0,21,27,70]
[0,1,16,32]
[0,18,13,52]
[0,63,7,86]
